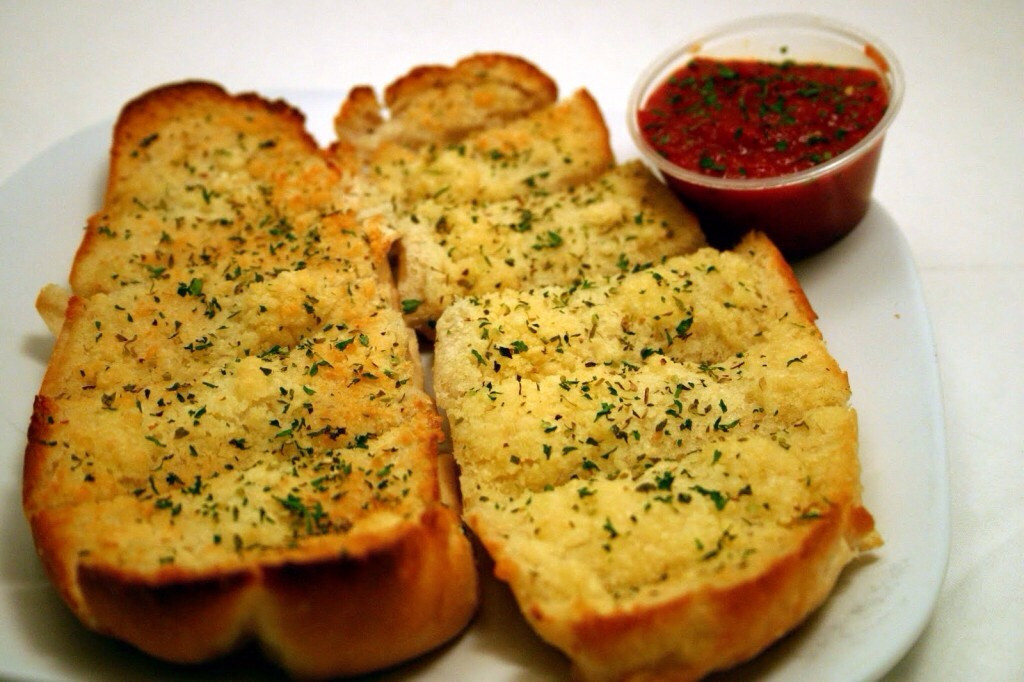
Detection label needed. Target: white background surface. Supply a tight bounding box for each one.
[1,1,1021,680]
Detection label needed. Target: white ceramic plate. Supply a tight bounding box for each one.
[0,91,949,681]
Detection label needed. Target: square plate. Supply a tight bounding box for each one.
[0,90,948,681]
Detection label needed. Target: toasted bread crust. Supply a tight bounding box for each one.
[24,80,477,676]
[543,503,866,681]
[383,53,556,105]
[76,566,256,663]
[333,53,558,160]
[352,87,614,209]
[68,505,476,677]
[71,81,321,297]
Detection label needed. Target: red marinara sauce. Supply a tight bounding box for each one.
[637,57,889,180]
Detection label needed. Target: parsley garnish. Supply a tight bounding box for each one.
[691,484,728,510]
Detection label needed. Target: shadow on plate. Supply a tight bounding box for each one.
[21,332,55,367]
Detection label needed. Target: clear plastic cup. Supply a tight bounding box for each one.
[628,14,904,259]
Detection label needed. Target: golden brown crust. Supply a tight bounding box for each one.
[383,53,557,110]
[736,231,818,324]
[110,80,318,170]
[477,501,873,681]
[257,507,478,677]
[24,79,478,676]
[35,283,70,335]
[68,506,477,677]
[68,85,333,303]
[77,567,256,663]
[333,53,558,161]
[329,85,382,167]
[563,507,862,681]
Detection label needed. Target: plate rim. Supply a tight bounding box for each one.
[0,92,950,681]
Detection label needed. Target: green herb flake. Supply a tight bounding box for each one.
[691,484,727,510]
[603,518,619,539]
[532,230,564,250]
[655,471,675,491]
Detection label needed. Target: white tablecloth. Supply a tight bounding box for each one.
[2,2,1021,679]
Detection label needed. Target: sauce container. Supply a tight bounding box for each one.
[628,14,904,259]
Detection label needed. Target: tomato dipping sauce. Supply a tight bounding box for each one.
[628,16,903,260]
[637,58,889,180]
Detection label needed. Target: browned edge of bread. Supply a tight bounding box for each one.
[382,52,558,113]
[23,79,479,678]
[564,496,877,681]
[331,52,559,162]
